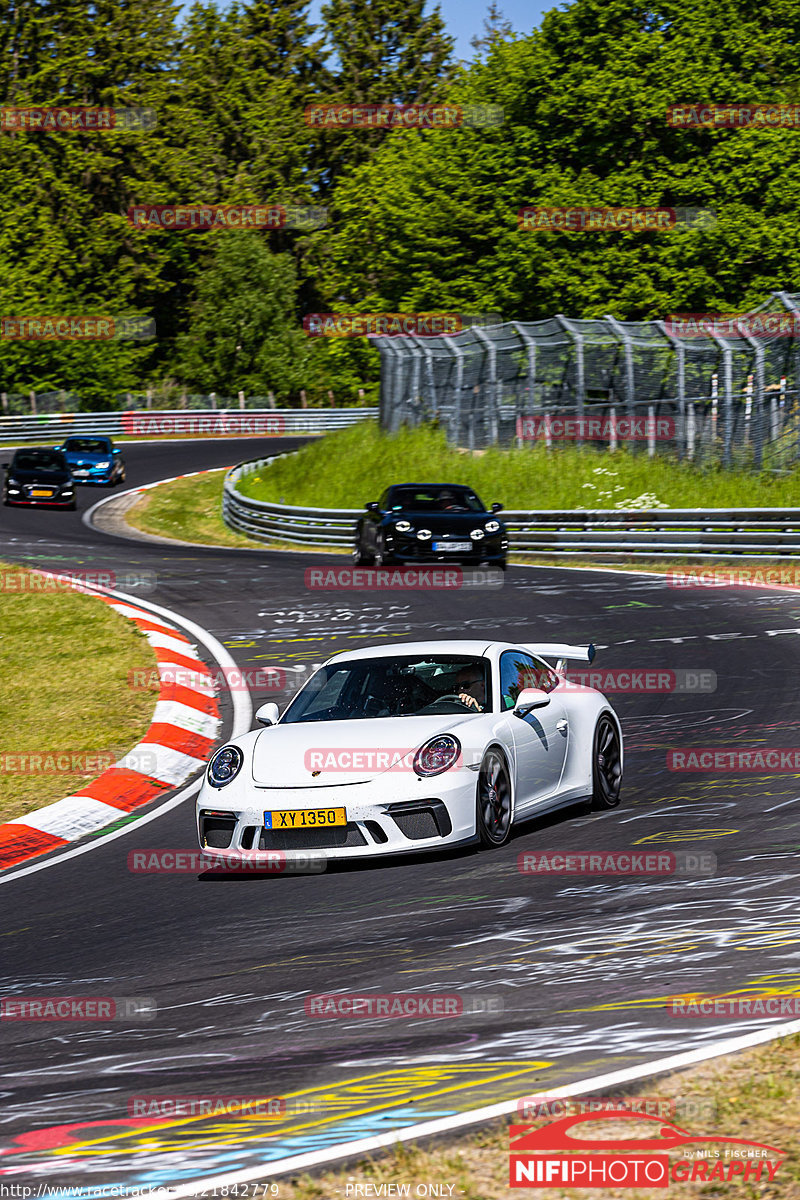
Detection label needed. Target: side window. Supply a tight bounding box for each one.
[499,651,547,710]
[529,654,559,693]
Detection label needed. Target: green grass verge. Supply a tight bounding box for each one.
[0,563,159,823]
[236,420,800,510]
[124,469,259,548]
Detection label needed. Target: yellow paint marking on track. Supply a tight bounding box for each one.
[633,828,739,844]
[53,1062,552,1161]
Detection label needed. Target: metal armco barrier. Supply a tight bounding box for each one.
[223,458,800,558]
[0,407,377,443]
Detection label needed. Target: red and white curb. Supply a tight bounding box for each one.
[0,590,222,871]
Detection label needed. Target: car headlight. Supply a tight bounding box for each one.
[470,528,485,541]
[485,520,500,534]
[416,529,432,541]
[94,461,111,468]
[394,520,413,533]
[413,734,461,777]
[207,745,243,788]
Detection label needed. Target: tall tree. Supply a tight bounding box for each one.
[178,231,312,398]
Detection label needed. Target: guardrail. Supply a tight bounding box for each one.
[223,457,800,557]
[0,407,378,443]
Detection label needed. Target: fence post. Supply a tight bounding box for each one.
[29,391,36,415]
[238,390,246,410]
[647,404,656,457]
[146,388,153,409]
[687,401,696,460]
[180,390,187,409]
[0,392,7,415]
[604,315,635,453]
[472,328,499,445]
[268,391,276,409]
[609,405,618,451]
[556,316,585,448]
[209,392,217,410]
[300,389,307,409]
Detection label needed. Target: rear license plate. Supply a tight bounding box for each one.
[433,541,471,552]
[31,489,54,497]
[264,807,346,829]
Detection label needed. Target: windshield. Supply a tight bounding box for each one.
[13,451,66,471]
[281,654,492,722]
[64,438,109,454]
[387,486,485,514]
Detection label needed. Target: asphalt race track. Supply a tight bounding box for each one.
[2,435,800,1193]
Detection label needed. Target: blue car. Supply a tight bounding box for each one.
[55,436,126,486]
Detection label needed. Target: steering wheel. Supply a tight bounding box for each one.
[434,693,475,708]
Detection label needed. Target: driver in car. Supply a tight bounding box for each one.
[456,665,486,712]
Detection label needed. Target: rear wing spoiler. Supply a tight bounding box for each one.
[522,643,596,673]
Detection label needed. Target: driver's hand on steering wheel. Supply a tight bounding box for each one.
[458,691,482,711]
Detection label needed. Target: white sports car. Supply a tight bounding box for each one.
[196,640,623,861]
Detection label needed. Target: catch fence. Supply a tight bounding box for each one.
[375,290,800,467]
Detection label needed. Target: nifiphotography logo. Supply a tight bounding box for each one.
[508,1111,785,1187]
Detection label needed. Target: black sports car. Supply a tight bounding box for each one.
[354,483,508,569]
[2,448,77,510]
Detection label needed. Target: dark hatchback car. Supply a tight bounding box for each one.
[2,448,76,510]
[354,483,508,569]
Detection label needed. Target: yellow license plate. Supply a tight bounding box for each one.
[264,807,346,829]
[31,489,53,497]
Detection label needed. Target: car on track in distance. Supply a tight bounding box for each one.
[2,447,77,510]
[55,436,126,486]
[197,639,623,862]
[353,482,508,569]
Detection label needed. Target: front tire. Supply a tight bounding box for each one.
[590,714,622,809]
[476,748,513,847]
[352,524,374,565]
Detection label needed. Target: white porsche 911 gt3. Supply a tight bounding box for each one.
[196,640,623,861]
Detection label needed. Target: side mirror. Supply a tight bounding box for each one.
[491,502,504,513]
[255,702,280,727]
[514,687,551,716]
[365,501,380,512]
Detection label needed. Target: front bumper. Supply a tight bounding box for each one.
[5,489,74,507]
[383,536,508,564]
[70,469,114,484]
[196,769,479,860]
